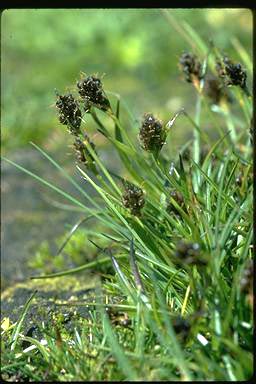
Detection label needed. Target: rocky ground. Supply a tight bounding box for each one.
[1,147,95,324]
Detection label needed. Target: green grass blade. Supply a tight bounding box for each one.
[114,97,122,142]
[30,142,103,209]
[19,336,49,361]
[102,314,138,380]
[231,37,252,74]
[2,156,89,212]
[30,254,127,279]
[11,290,38,351]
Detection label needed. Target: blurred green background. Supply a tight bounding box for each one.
[2,8,252,153]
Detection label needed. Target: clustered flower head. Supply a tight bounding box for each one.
[139,113,165,153]
[77,75,110,112]
[174,240,207,266]
[122,181,145,216]
[179,52,203,84]
[216,56,247,91]
[56,93,82,135]
[73,134,97,172]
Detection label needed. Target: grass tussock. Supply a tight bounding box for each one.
[1,15,253,382]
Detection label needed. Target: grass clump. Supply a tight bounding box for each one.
[1,17,253,382]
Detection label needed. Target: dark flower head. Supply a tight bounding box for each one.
[179,52,203,84]
[56,93,82,135]
[139,113,165,153]
[73,134,97,172]
[77,75,110,111]
[203,74,233,105]
[122,181,145,216]
[216,56,247,91]
[175,240,207,266]
[172,316,191,342]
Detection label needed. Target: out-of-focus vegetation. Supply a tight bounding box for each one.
[2,9,252,153]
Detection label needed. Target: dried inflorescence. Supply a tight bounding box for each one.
[203,74,233,105]
[216,56,247,91]
[179,52,203,84]
[122,181,145,216]
[77,75,110,111]
[174,240,207,266]
[73,134,97,171]
[167,190,186,216]
[56,93,82,135]
[139,113,165,153]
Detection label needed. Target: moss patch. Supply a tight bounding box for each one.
[1,275,98,337]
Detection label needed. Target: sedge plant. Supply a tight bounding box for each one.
[1,18,253,381]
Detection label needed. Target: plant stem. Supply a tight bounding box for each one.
[193,92,202,193]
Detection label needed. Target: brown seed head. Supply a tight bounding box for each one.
[175,240,206,266]
[139,113,165,153]
[216,56,247,90]
[77,75,110,111]
[56,93,82,135]
[122,181,145,216]
[203,74,231,104]
[172,316,191,341]
[179,52,203,83]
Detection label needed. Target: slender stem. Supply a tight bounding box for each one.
[224,106,237,144]
[193,92,202,193]
[108,112,135,149]
[90,109,109,137]
[129,238,145,293]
